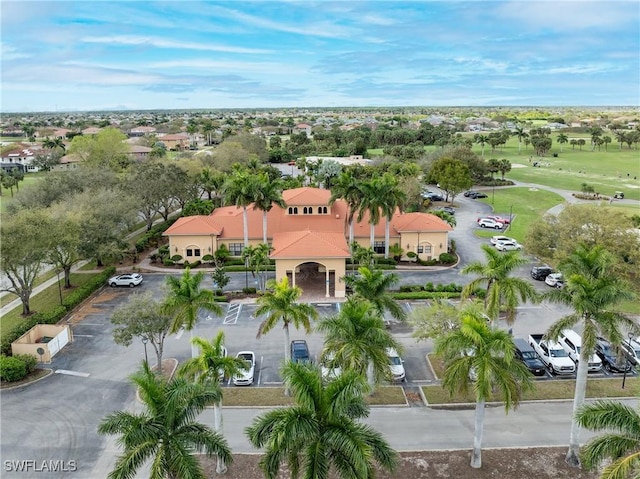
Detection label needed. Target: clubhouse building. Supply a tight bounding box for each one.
[164,187,452,298]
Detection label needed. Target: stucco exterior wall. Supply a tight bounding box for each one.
[397,231,449,261]
[275,258,347,298]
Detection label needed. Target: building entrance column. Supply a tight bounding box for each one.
[325,269,330,297]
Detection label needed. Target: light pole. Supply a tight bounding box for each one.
[622,332,634,390]
[55,268,63,305]
[492,184,495,205]
[141,337,149,366]
[509,205,513,225]
[244,257,249,291]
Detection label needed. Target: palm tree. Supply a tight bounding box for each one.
[344,265,406,322]
[474,133,489,157]
[356,178,384,251]
[576,399,640,479]
[242,243,272,291]
[461,244,538,324]
[513,125,528,154]
[223,168,258,248]
[544,244,637,467]
[435,306,534,468]
[557,133,569,152]
[256,277,318,363]
[246,361,398,479]
[317,297,401,389]
[98,363,232,479]
[431,210,456,227]
[178,331,248,474]
[330,170,363,244]
[253,172,285,244]
[377,173,406,259]
[164,268,223,358]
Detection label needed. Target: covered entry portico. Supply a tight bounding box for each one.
[271,230,351,298]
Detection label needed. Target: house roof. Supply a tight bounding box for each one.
[283,187,332,206]
[392,212,453,233]
[271,230,350,259]
[159,134,189,141]
[164,216,223,235]
[127,145,153,153]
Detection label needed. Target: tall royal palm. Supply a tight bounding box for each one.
[256,277,318,363]
[513,125,528,154]
[330,170,363,244]
[317,297,401,390]
[436,305,533,468]
[246,361,398,479]
[344,265,406,322]
[545,244,636,467]
[461,244,538,324]
[179,331,248,474]
[356,178,384,251]
[164,268,223,358]
[576,399,640,479]
[253,172,285,244]
[98,363,232,479]
[377,173,406,259]
[222,168,258,248]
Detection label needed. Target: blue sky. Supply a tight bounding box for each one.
[1,1,638,112]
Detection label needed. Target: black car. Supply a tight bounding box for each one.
[425,193,444,201]
[595,337,632,373]
[463,190,478,197]
[290,340,311,364]
[531,266,554,281]
[434,206,455,215]
[513,338,546,376]
[472,192,488,199]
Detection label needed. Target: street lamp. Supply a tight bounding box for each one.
[55,268,63,305]
[622,332,634,390]
[141,337,149,366]
[492,184,495,205]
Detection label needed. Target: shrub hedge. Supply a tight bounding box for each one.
[1,267,116,356]
[0,355,27,382]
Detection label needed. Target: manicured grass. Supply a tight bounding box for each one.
[0,272,102,343]
[221,385,406,407]
[473,187,565,243]
[423,377,640,404]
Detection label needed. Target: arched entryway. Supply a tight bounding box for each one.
[287,262,335,299]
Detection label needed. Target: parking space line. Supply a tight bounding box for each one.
[223,303,241,325]
[55,369,90,377]
[73,334,94,338]
[257,355,263,385]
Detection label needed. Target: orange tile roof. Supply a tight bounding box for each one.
[164,215,223,235]
[392,212,453,232]
[271,230,350,258]
[283,187,332,206]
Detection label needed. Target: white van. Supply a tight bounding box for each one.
[559,329,602,372]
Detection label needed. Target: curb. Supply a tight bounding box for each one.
[0,368,54,392]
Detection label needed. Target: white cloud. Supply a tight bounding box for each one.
[0,42,30,60]
[81,35,273,54]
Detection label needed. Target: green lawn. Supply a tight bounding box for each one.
[423,377,640,404]
[0,272,102,343]
[221,385,406,407]
[472,187,565,243]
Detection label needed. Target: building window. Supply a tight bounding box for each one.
[288,207,293,214]
[186,249,193,257]
[185,248,201,257]
[373,241,385,254]
[417,245,432,254]
[229,243,243,256]
[320,206,327,214]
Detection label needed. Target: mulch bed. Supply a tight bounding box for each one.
[199,447,599,478]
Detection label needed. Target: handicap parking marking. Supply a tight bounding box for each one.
[223,303,242,325]
[242,304,259,320]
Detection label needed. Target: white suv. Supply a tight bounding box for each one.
[478,218,504,229]
[495,240,522,251]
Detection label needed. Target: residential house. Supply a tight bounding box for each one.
[164,187,452,298]
[157,133,189,151]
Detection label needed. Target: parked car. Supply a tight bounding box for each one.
[463,190,478,197]
[478,215,510,225]
[320,351,341,380]
[434,206,455,215]
[513,338,546,376]
[613,191,625,199]
[621,338,640,368]
[478,218,504,229]
[490,235,515,246]
[545,273,565,288]
[233,351,255,386]
[595,337,632,373]
[495,240,523,252]
[424,193,444,201]
[471,192,488,199]
[290,340,311,364]
[386,348,406,382]
[108,273,143,288]
[558,329,602,372]
[531,266,554,281]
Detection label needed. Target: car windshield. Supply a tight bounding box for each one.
[550,348,568,358]
[388,356,402,366]
[522,351,537,360]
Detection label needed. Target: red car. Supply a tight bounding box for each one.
[477,215,511,224]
